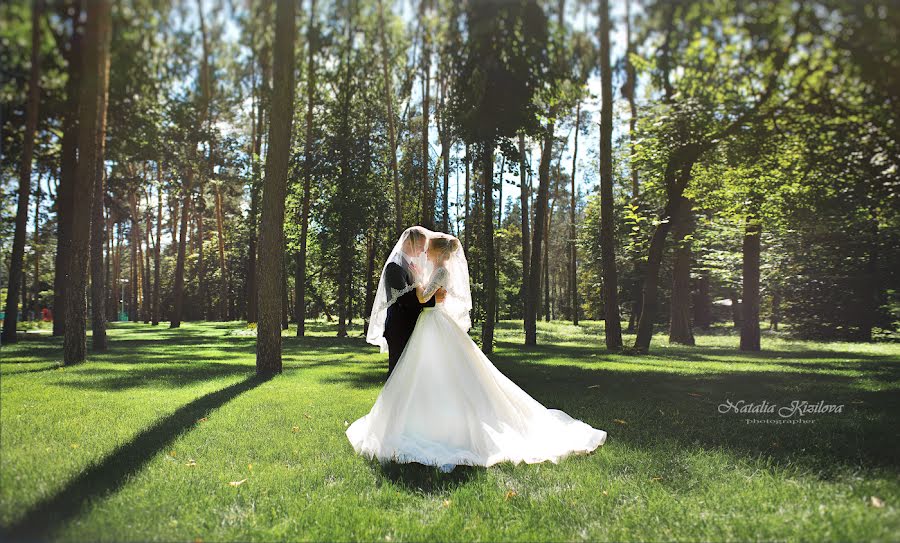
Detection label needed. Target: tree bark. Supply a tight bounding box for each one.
[128,190,143,323]
[599,0,623,349]
[464,145,470,254]
[624,0,638,199]
[256,0,296,374]
[740,219,761,351]
[246,63,264,323]
[171,169,191,328]
[296,0,317,337]
[633,148,696,352]
[525,126,553,345]
[2,0,42,344]
[440,76,450,232]
[420,4,432,230]
[543,192,552,322]
[482,143,496,353]
[64,0,110,364]
[570,101,580,325]
[89,40,111,350]
[153,167,162,325]
[142,191,152,324]
[214,184,227,320]
[53,2,82,337]
[668,196,694,345]
[519,133,530,315]
[377,0,402,237]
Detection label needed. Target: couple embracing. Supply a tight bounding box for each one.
[346,226,606,472]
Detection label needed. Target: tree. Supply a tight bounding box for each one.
[296,0,318,337]
[598,0,622,349]
[64,0,111,364]
[518,133,531,315]
[632,1,799,352]
[89,15,112,351]
[448,0,550,353]
[52,0,83,337]
[376,0,402,237]
[668,196,694,345]
[2,0,42,345]
[255,0,295,374]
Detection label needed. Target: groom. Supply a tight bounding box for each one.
[383,227,445,377]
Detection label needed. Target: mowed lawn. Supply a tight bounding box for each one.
[1,320,898,542]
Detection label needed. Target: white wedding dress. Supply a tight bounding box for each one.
[347,266,607,469]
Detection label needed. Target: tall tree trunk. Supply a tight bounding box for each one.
[2,0,42,344]
[195,0,213,321]
[142,190,152,324]
[153,168,162,325]
[598,0,623,349]
[32,176,42,317]
[519,133,530,316]
[296,0,317,337]
[105,209,113,320]
[256,0,296,374]
[129,190,143,323]
[214,184,227,320]
[89,42,110,349]
[624,0,638,199]
[420,11,432,230]
[246,64,264,323]
[196,197,206,319]
[91,157,107,352]
[740,219,761,351]
[111,221,121,320]
[377,0,402,237]
[668,196,694,345]
[464,145,470,254]
[481,143,496,353]
[570,101,580,325]
[525,126,553,345]
[633,153,695,352]
[376,0,403,237]
[64,0,110,364]
[543,197,551,322]
[624,0,641,333]
[440,78,450,232]
[497,156,505,229]
[53,3,82,337]
[171,170,191,328]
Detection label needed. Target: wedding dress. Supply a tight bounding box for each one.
[348,262,607,469]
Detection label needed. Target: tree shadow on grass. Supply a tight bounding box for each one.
[53,362,255,391]
[490,356,900,476]
[373,461,480,494]
[2,373,272,542]
[0,363,63,376]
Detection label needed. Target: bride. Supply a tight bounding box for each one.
[348,227,606,470]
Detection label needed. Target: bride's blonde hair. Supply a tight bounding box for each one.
[428,236,460,262]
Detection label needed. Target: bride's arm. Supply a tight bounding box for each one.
[416,269,446,303]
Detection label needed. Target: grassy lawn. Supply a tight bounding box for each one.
[1,320,898,542]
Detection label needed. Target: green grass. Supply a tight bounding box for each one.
[1,320,898,542]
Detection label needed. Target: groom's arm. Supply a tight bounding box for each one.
[385,263,419,310]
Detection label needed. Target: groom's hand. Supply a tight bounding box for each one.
[435,288,447,303]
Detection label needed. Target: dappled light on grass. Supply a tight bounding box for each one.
[1,321,898,541]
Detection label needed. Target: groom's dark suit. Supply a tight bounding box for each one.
[383,257,434,377]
